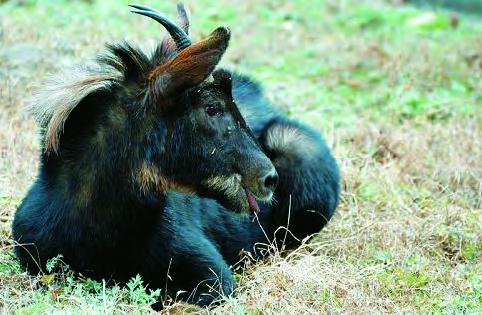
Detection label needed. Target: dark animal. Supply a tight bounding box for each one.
[12,4,340,307]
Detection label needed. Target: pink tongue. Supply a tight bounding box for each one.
[246,190,260,214]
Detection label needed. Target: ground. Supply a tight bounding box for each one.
[0,0,481,314]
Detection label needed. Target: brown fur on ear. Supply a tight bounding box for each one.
[149,27,231,97]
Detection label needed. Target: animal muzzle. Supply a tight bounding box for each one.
[242,164,278,214]
[201,157,278,214]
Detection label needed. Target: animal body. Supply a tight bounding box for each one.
[12,4,340,306]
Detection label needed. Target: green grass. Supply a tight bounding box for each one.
[1,0,481,313]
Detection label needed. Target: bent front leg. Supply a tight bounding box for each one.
[166,234,236,307]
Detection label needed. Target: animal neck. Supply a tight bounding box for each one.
[38,109,172,229]
[40,151,167,230]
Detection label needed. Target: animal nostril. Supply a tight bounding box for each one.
[263,171,278,191]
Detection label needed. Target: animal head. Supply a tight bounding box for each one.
[30,4,277,213]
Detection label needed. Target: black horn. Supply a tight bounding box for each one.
[129,4,192,50]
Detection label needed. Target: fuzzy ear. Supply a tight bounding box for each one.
[212,69,233,96]
[149,27,231,98]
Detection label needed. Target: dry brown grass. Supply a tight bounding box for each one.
[214,119,482,314]
[1,0,481,314]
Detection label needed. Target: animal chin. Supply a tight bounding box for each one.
[201,175,261,214]
[219,188,259,214]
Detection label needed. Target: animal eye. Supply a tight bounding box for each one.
[205,106,221,117]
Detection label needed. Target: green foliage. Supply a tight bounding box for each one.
[434,224,482,263]
[5,256,160,313]
[431,267,482,314]
[126,274,161,305]
[45,254,64,273]
[0,252,22,274]
[373,251,394,263]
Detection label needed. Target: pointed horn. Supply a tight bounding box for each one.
[129,4,192,50]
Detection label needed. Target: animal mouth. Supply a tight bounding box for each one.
[239,178,274,214]
[202,174,269,214]
[245,188,260,214]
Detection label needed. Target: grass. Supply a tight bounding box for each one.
[1,0,481,313]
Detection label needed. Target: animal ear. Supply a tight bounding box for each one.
[148,27,231,98]
[129,4,230,100]
[212,69,234,99]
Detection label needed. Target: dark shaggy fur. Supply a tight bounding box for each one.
[12,16,340,307]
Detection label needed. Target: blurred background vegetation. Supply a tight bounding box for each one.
[0,0,481,313]
[1,0,480,128]
[409,0,482,13]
